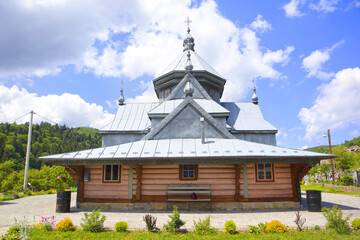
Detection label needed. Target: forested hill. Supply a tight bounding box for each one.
[305,136,360,153]
[0,122,101,170]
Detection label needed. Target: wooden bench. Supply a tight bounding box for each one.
[166,185,211,202]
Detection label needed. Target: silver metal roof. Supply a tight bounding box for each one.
[101,103,158,132]
[221,102,278,132]
[156,50,223,79]
[148,99,230,116]
[40,138,333,161]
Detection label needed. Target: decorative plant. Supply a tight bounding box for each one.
[294,211,306,231]
[352,218,360,230]
[163,206,185,232]
[322,206,352,234]
[265,220,286,233]
[192,216,217,235]
[39,216,56,231]
[248,225,260,234]
[80,210,106,232]
[56,174,68,191]
[143,214,158,232]
[257,222,267,233]
[224,220,236,234]
[56,217,76,231]
[115,221,128,232]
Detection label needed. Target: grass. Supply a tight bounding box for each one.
[27,229,360,240]
[301,184,360,197]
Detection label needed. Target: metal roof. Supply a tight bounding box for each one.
[40,138,333,162]
[101,103,158,132]
[221,102,278,132]
[148,99,230,116]
[156,50,223,79]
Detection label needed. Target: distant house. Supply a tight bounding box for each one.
[347,145,359,153]
[40,23,334,211]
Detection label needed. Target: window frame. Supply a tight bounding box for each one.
[102,165,121,183]
[179,164,198,181]
[164,88,171,99]
[209,89,215,100]
[255,163,274,182]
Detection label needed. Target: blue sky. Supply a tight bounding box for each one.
[0,0,359,149]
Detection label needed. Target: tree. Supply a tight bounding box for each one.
[332,145,356,171]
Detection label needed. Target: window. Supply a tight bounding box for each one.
[209,89,215,100]
[179,164,198,180]
[256,164,274,181]
[164,88,171,99]
[103,165,121,182]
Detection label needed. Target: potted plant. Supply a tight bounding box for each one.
[56,174,71,213]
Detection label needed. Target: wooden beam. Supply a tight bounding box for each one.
[243,164,248,198]
[135,165,142,201]
[128,165,133,199]
[235,164,241,201]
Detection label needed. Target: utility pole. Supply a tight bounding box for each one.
[327,129,335,184]
[23,110,34,193]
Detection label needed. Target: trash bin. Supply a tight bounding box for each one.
[56,190,71,213]
[306,190,321,212]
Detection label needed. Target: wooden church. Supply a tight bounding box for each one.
[41,22,334,211]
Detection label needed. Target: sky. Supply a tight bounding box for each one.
[0,0,359,149]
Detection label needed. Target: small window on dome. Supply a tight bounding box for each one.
[164,88,171,99]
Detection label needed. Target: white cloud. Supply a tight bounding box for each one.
[301,40,344,80]
[0,85,114,129]
[250,15,272,33]
[298,67,360,141]
[301,145,308,150]
[126,81,157,103]
[355,1,360,7]
[283,0,305,17]
[309,0,340,13]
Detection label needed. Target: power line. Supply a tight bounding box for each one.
[34,113,60,125]
[11,112,31,123]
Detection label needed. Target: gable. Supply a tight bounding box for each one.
[143,97,234,140]
[166,73,212,100]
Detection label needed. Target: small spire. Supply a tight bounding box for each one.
[184,74,194,97]
[252,78,258,105]
[118,80,125,105]
[183,16,195,52]
[185,50,193,72]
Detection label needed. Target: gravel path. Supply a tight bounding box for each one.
[0,192,359,235]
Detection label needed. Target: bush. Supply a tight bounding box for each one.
[265,220,286,233]
[248,225,260,234]
[193,216,217,235]
[257,222,267,233]
[294,211,306,231]
[80,210,106,232]
[314,225,321,231]
[143,214,158,232]
[56,218,76,232]
[352,218,360,230]
[39,216,56,231]
[4,226,21,240]
[114,221,128,232]
[322,205,351,234]
[163,206,185,232]
[341,175,354,186]
[224,220,236,234]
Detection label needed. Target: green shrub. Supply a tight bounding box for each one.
[4,226,21,240]
[257,222,267,233]
[56,218,76,231]
[265,220,286,233]
[248,225,260,234]
[224,220,236,234]
[80,210,106,232]
[341,175,354,186]
[193,216,217,235]
[322,205,351,234]
[163,206,185,232]
[352,218,360,230]
[314,225,321,231]
[115,221,128,232]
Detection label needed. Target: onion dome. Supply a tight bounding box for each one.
[252,84,258,105]
[118,88,125,105]
[184,74,194,97]
[183,17,195,52]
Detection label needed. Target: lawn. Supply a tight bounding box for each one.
[301,184,360,196]
[28,229,360,240]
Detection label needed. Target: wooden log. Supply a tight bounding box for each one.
[135,165,142,201]
[235,164,240,201]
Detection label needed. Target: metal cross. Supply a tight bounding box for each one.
[185,16,192,30]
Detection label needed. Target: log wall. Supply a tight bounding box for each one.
[83,165,137,199]
[241,163,293,198]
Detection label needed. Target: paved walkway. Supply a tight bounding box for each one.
[0,192,359,235]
